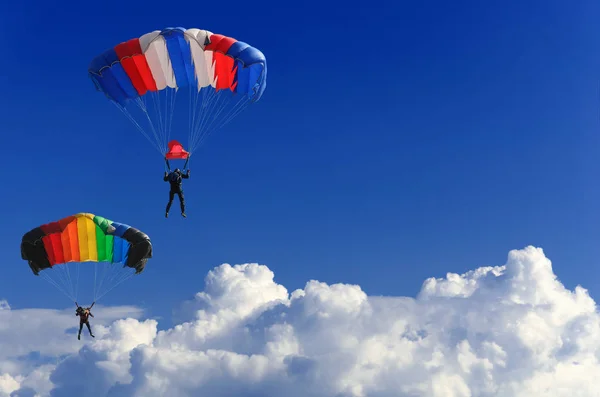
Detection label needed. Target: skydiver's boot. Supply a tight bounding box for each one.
[165,212,169,218]
[181,212,186,218]
[77,333,81,340]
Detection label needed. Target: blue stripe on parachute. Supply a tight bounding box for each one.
[88,49,138,105]
[161,28,195,88]
[122,241,130,264]
[225,42,267,101]
[112,237,123,263]
[111,237,130,265]
[110,222,130,238]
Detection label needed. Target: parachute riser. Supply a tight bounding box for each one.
[164,156,190,172]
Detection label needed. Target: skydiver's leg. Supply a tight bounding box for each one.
[166,191,175,214]
[177,191,185,214]
[78,322,83,339]
[86,321,94,337]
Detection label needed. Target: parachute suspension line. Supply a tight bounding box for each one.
[112,102,163,155]
[187,87,213,153]
[39,269,76,302]
[37,262,134,304]
[53,264,75,300]
[147,89,172,154]
[111,84,254,160]
[191,90,252,151]
[48,266,68,296]
[188,86,197,155]
[38,272,64,297]
[139,88,179,155]
[93,262,98,301]
[150,90,167,153]
[94,268,135,302]
[158,48,174,154]
[94,265,134,302]
[91,262,136,303]
[191,94,220,150]
[210,95,252,133]
[166,87,178,150]
[74,263,81,302]
[206,93,250,137]
[143,91,165,153]
[93,262,113,302]
[64,261,77,300]
[154,90,170,153]
[37,262,83,302]
[159,89,168,150]
[136,96,167,155]
[39,273,72,301]
[189,87,223,152]
[189,86,206,153]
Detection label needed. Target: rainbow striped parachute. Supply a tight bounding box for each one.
[88,27,267,163]
[21,213,152,302]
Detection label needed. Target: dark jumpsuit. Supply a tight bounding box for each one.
[164,170,189,214]
[76,308,94,337]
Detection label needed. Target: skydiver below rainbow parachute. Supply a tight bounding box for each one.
[164,140,190,218]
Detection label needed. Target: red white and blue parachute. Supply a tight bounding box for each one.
[88,27,267,161]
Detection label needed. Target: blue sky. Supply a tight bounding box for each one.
[1,0,599,328]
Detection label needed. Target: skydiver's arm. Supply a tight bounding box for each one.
[163,172,169,182]
[182,170,190,179]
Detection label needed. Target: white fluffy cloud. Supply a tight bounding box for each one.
[1,246,598,396]
[0,304,144,397]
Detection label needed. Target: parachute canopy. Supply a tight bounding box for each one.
[88,27,267,158]
[21,213,152,276]
[165,140,189,160]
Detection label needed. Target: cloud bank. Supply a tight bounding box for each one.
[1,246,598,396]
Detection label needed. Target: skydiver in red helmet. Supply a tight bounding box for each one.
[164,168,190,218]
